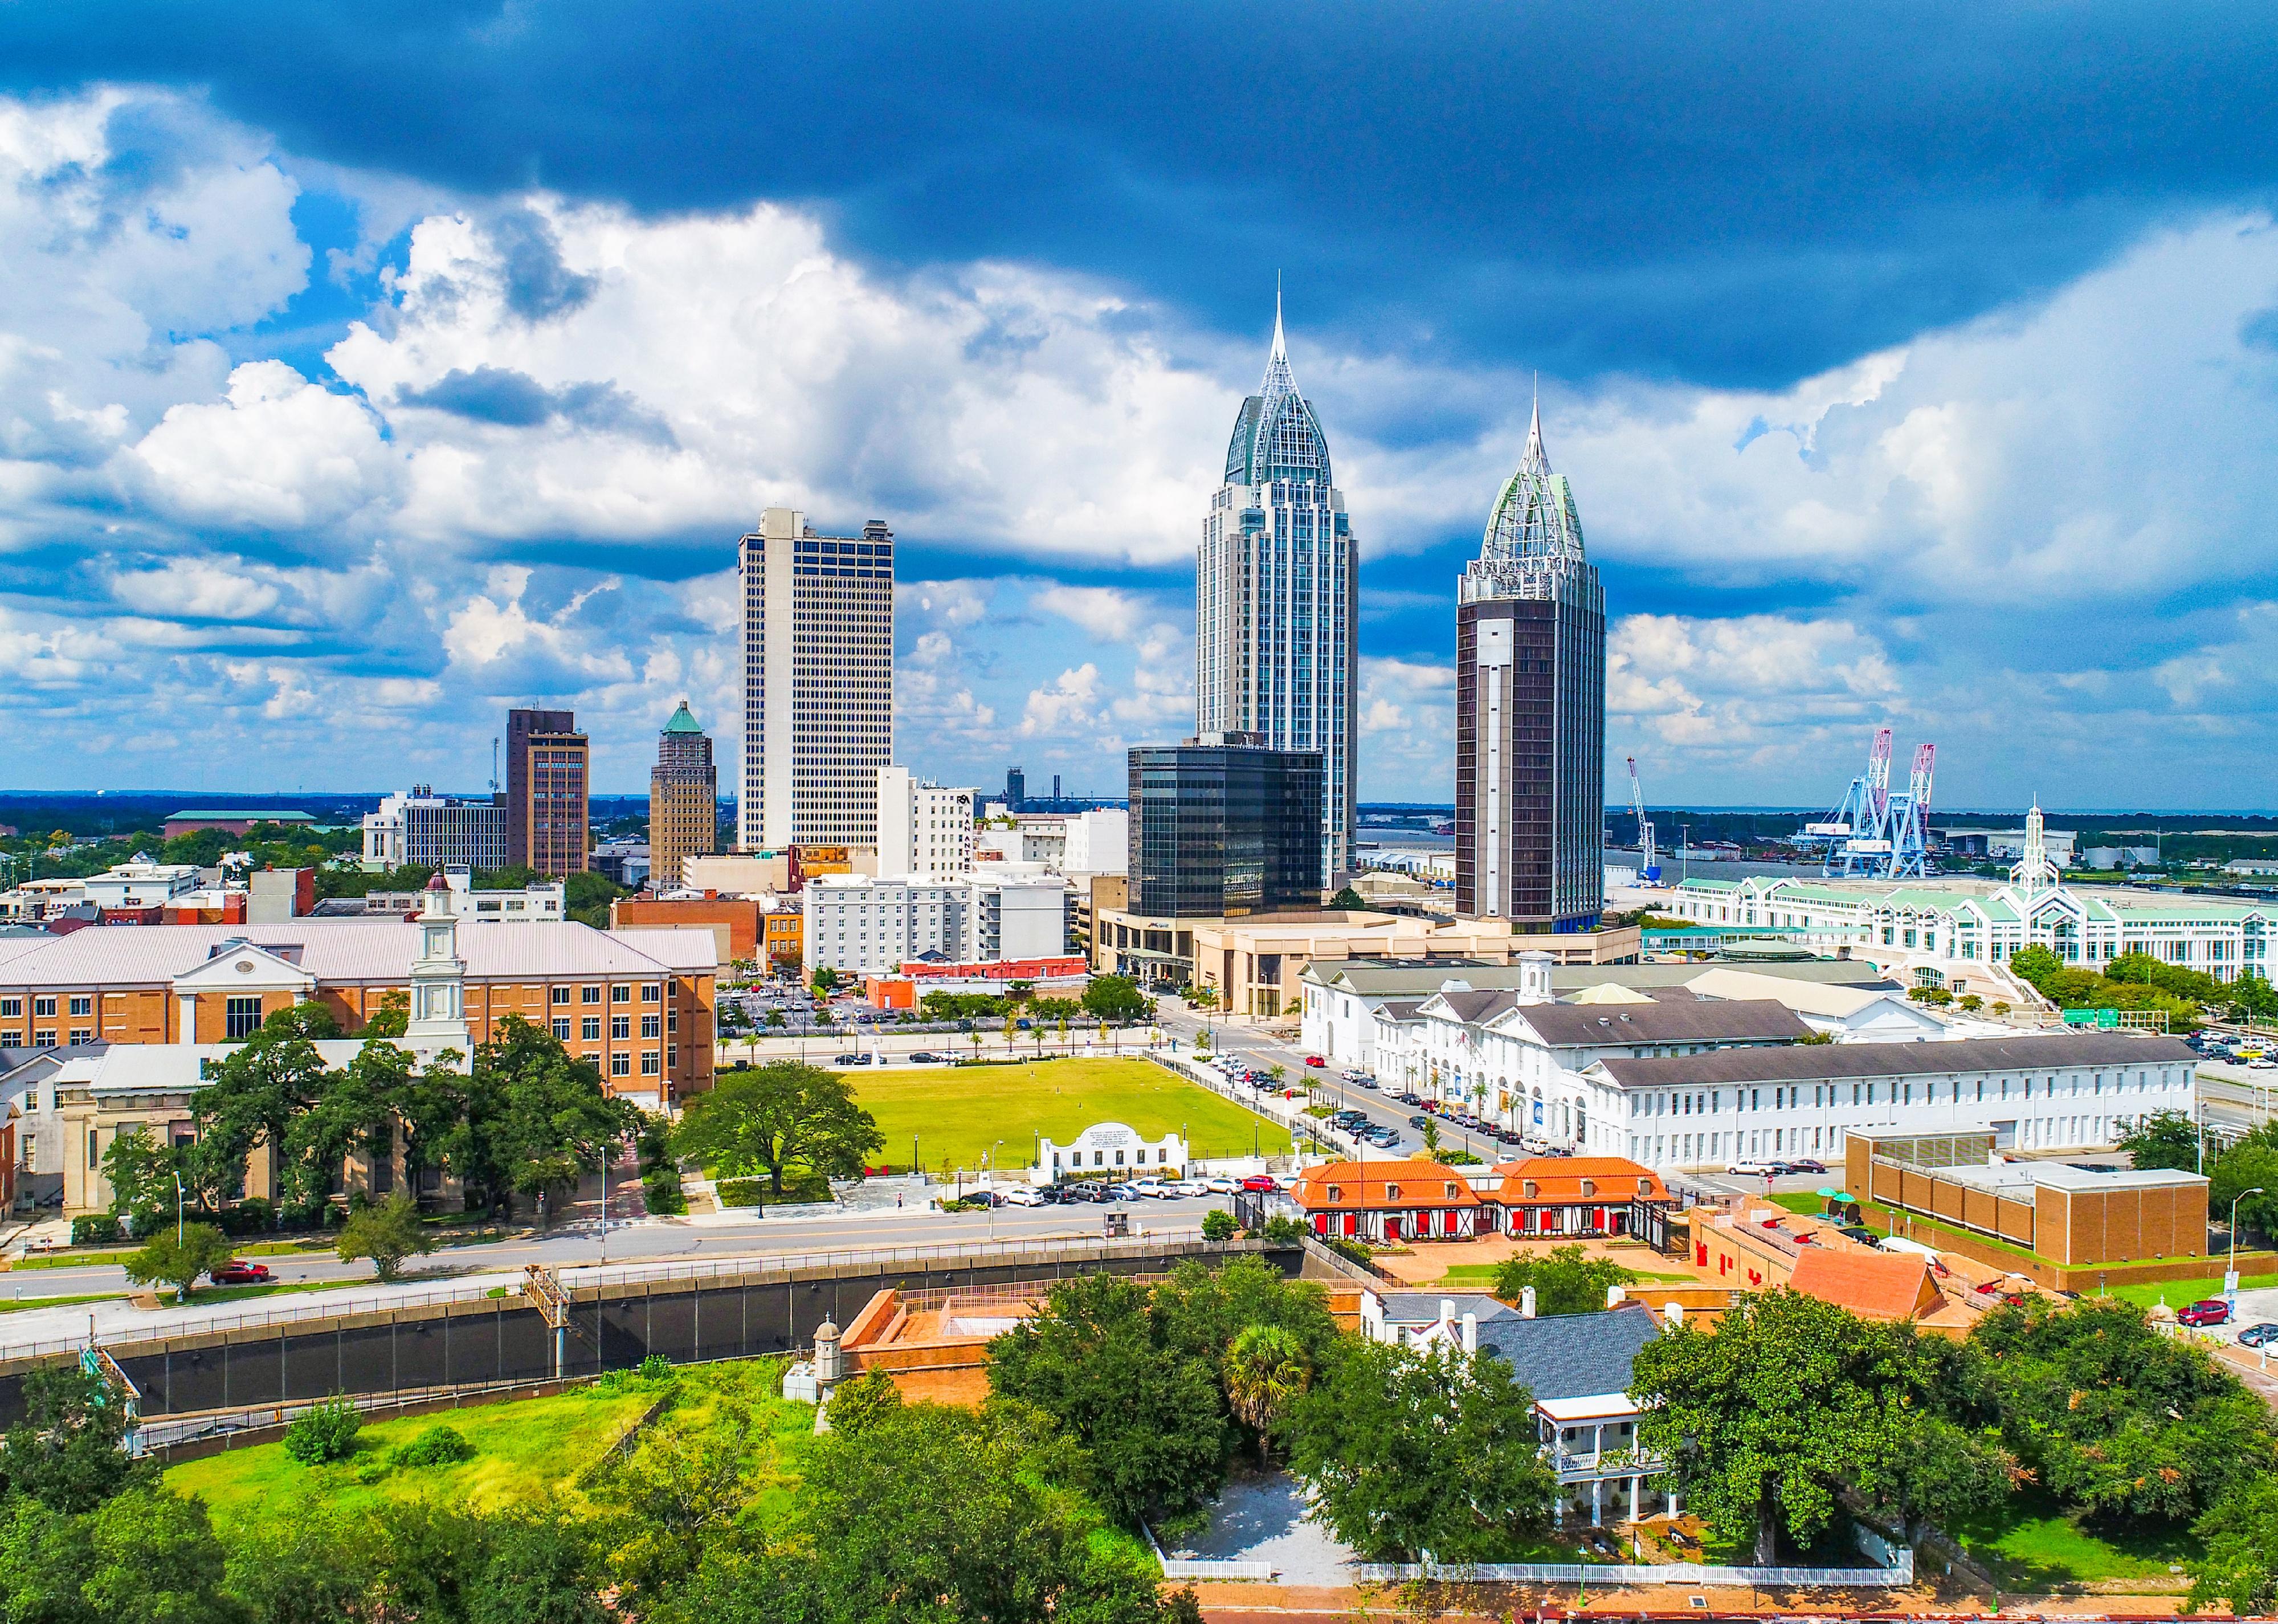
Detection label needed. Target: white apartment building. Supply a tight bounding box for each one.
[875,766,975,880]
[803,871,1074,977]
[980,809,1129,876]
[738,507,895,850]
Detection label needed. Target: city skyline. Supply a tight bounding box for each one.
[2,13,2277,807]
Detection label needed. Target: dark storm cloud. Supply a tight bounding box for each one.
[4,1,2275,386]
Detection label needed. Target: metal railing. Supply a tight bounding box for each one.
[0,1227,1244,1364]
[1353,1549,1914,1587]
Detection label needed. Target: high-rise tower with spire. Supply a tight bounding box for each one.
[1454,395,1605,929]
[1196,295,1357,881]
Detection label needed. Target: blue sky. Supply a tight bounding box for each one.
[3,3,2278,807]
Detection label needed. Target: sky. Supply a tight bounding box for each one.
[4,3,2278,810]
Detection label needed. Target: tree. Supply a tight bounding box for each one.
[1329,885,1367,910]
[811,966,842,997]
[824,1368,905,1438]
[98,1127,177,1226]
[1958,994,1984,1013]
[337,1190,436,1282]
[282,1038,406,1207]
[1966,1297,2274,1524]
[2210,1136,2278,1236]
[450,1017,635,1221]
[1630,1288,2001,1562]
[187,1005,338,1207]
[655,1400,1190,1624]
[1419,1119,1440,1154]
[1281,1339,1556,1562]
[989,1272,1231,1526]
[1080,975,1152,1023]
[0,1362,141,1512]
[563,869,625,928]
[124,1222,235,1301]
[1223,1325,1311,1455]
[80,1486,240,1624]
[361,990,411,1038]
[589,1411,758,1606]
[1793,1029,1837,1045]
[1491,1243,1635,1315]
[2189,1479,2278,1617]
[2115,1107,2204,1174]
[671,1061,883,1198]
[1200,1209,1238,1242]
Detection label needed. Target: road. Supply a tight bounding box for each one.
[0,1186,1239,1349]
[1151,998,1518,1164]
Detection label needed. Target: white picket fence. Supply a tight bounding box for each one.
[1353,1545,1913,1589]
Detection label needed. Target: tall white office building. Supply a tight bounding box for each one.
[875,766,976,879]
[738,507,895,850]
[1197,300,1357,879]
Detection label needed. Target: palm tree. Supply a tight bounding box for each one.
[1224,1324,1311,1456]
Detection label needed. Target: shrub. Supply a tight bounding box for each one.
[1262,1215,1305,1245]
[643,1180,687,1215]
[714,1177,766,1208]
[282,1397,362,1465]
[219,1199,275,1236]
[388,1423,476,1467]
[1201,1210,1238,1242]
[70,1215,123,1246]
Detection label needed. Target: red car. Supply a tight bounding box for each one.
[1239,1174,1279,1193]
[1304,1055,1327,1068]
[210,1260,273,1285]
[2178,1299,2231,1328]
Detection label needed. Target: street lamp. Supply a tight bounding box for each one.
[2231,1187,2264,1280]
[173,1170,184,1247]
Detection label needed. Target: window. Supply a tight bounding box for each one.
[68,1028,90,1046]
[552,986,571,1005]
[667,1045,677,1069]
[582,1016,602,1041]
[641,984,661,1003]
[35,1031,56,1048]
[581,986,602,1005]
[641,1052,661,1075]
[611,1054,631,1076]
[1385,1184,1401,1201]
[1326,1185,1342,1202]
[67,995,91,1017]
[0,1031,16,1048]
[611,1015,630,1040]
[0,998,15,1018]
[667,1007,678,1033]
[225,996,263,1039]
[553,1018,571,1041]
[32,997,56,1018]
[642,1014,660,1039]
[612,985,631,1004]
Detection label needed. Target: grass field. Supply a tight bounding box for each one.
[1953,1492,2198,1589]
[851,1057,1291,1173]
[167,1362,810,1534]
[2105,1270,2278,1311]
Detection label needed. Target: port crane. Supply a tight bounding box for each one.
[1625,756,1661,884]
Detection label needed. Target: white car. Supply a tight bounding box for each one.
[1170,1178,1210,1197]
[1129,1178,1173,1199]
[1203,1175,1239,1194]
[1726,1159,1783,1178]
[1001,1186,1047,1206]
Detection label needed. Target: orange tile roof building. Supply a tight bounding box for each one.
[1786,1247,1946,1323]
[1487,1156,1671,1239]
[1292,1158,1485,1243]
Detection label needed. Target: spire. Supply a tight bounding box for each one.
[1474,379,1585,573]
[1259,276,1297,397]
[1523,374,1547,474]
[1226,284,1329,485]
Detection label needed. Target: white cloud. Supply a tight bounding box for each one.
[1020,663,1103,737]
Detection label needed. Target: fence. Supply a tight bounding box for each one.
[1142,1521,1278,1583]
[1351,1549,1915,1588]
[0,1228,1226,1364]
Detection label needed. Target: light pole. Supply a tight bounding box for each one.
[173,1171,185,1247]
[2231,1187,2264,1282]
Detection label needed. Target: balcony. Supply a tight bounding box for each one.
[1548,1442,1664,1482]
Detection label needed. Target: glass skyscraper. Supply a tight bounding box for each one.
[1126,736,1325,919]
[1454,403,1605,929]
[1197,301,1357,881]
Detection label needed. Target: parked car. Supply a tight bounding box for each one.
[1170,1178,1210,1197]
[210,1260,273,1285]
[1355,1076,1379,1090]
[1365,1128,1400,1147]
[1239,1173,1279,1192]
[1408,1115,1432,1129]
[1785,1158,1828,1174]
[1002,1186,1047,1206]
[1203,1175,1239,1194]
[1129,1178,1172,1199]
[908,1051,944,1063]
[1062,1182,1109,1203]
[1726,1159,1783,1178]
[956,1188,1004,1208]
[1836,1226,1883,1247]
[1103,1183,1141,1202]
[2179,1298,2232,1327]
[831,1054,862,1064]
[2238,1322,2278,1348]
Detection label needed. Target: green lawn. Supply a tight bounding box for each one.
[2104,1270,2278,1312]
[0,1292,117,1314]
[167,1361,810,1534]
[1430,1262,1697,1287]
[852,1058,1292,1173]
[1953,1492,2198,1590]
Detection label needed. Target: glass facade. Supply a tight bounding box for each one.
[1454,407,1604,929]
[1197,304,1357,879]
[1127,739,1325,919]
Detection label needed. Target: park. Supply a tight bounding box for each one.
[848,1056,1292,1176]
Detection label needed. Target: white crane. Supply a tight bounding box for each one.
[1626,756,1661,884]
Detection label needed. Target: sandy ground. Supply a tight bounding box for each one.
[1184,1578,2215,1619]
[1366,1234,1701,1287]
